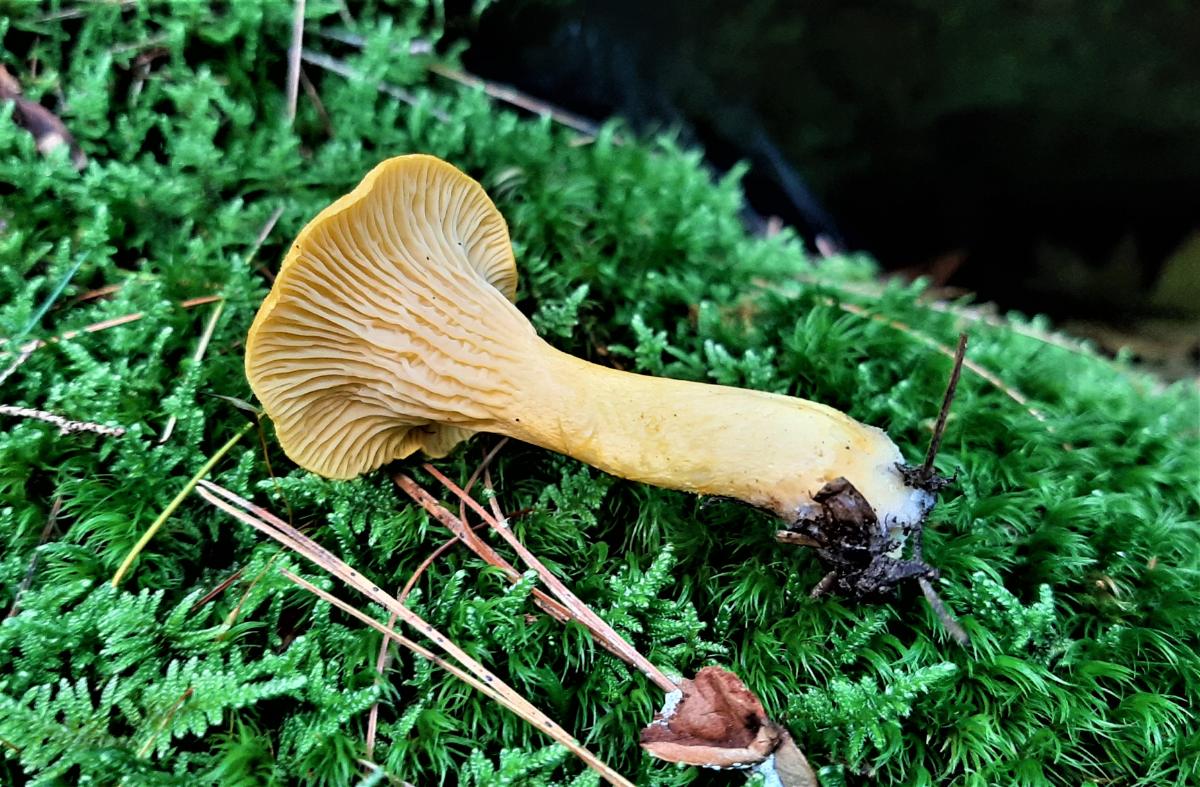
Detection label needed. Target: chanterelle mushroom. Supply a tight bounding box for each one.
[247,155,954,615]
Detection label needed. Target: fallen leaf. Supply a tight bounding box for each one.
[0,65,87,170]
[641,666,779,768]
[640,666,818,785]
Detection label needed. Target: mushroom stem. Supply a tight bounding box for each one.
[500,342,931,526]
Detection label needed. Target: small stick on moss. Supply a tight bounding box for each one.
[6,495,62,619]
[188,567,245,612]
[284,0,306,126]
[0,405,126,437]
[159,300,225,443]
[179,295,222,308]
[394,474,574,625]
[427,63,600,140]
[919,332,968,482]
[216,554,286,640]
[196,481,633,787]
[110,421,254,587]
[904,333,971,644]
[910,525,970,645]
[34,0,136,23]
[315,30,601,142]
[299,68,334,137]
[72,283,122,305]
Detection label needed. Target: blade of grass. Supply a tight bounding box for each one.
[110,421,254,587]
[9,253,85,345]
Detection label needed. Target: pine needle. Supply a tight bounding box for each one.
[0,295,220,386]
[159,299,225,443]
[415,464,678,693]
[195,479,634,787]
[5,495,61,618]
[284,0,305,126]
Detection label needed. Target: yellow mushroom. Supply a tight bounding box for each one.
[245,154,934,530]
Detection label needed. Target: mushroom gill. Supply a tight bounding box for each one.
[246,154,535,479]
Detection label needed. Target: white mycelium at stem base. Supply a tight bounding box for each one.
[245,155,932,528]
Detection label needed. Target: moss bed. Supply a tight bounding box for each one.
[1,3,1197,785]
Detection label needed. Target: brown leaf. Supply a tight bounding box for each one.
[0,65,87,170]
[640,666,781,769]
[0,65,21,98]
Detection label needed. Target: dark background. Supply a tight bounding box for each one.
[447,0,1200,374]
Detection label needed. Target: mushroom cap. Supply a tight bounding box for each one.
[245,154,526,479]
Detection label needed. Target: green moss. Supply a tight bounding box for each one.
[1,2,1197,785]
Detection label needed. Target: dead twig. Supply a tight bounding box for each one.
[299,67,334,137]
[427,63,600,140]
[923,333,968,476]
[34,0,137,23]
[249,205,287,281]
[393,474,575,625]
[313,30,601,142]
[188,567,245,613]
[6,495,62,618]
[0,405,126,437]
[71,284,123,305]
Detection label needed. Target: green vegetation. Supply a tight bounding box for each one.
[2,2,1197,785]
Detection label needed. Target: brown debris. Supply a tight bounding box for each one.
[640,666,815,782]
[0,65,87,170]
